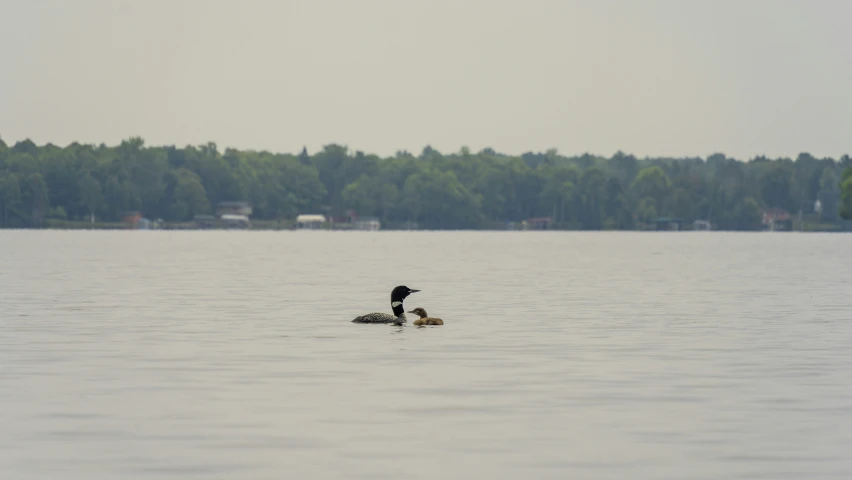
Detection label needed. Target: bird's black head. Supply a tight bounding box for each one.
[391,285,420,302]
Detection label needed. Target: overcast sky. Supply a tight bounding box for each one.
[1,0,850,160]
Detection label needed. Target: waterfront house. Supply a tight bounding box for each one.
[217,201,252,218]
[221,214,250,228]
[522,217,552,230]
[692,220,711,231]
[761,208,791,231]
[353,216,381,231]
[295,214,327,229]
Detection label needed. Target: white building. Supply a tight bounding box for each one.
[295,214,327,229]
[692,220,711,231]
[221,213,250,228]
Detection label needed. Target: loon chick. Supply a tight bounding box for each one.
[407,307,444,326]
[351,285,420,325]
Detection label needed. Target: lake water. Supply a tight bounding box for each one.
[1,230,851,479]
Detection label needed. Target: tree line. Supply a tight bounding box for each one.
[1,136,851,229]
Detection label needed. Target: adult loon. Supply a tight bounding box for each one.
[407,307,444,326]
[351,285,420,325]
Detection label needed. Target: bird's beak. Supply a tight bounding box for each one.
[406,310,414,313]
[409,289,420,293]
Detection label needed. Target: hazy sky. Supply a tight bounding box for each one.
[1,0,850,160]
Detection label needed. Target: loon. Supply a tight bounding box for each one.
[351,285,420,325]
[407,307,444,326]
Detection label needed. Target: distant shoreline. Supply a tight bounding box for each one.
[1,219,849,233]
[2,138,850,231]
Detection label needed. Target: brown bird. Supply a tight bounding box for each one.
[407,307,444,326]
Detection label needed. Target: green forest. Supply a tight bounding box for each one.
[1,136,851,230]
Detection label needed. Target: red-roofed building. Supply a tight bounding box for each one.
[762,208,792,231]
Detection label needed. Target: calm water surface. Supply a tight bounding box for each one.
[1,230,851,479]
